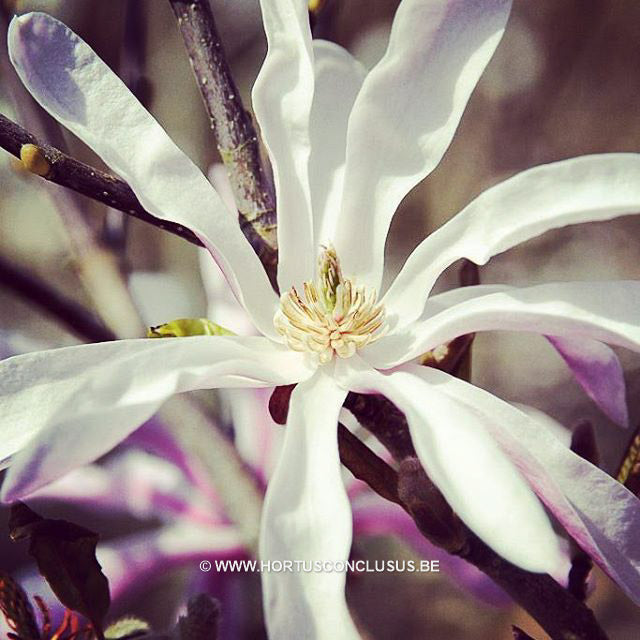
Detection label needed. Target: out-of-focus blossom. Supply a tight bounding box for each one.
[2,2,640,638]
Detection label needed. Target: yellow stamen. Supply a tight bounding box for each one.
[274,248,386,362]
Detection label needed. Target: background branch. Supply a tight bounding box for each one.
[168,0,278,288]
[0,254,115,343]
[0,113,203,247]
[100,0,149,254]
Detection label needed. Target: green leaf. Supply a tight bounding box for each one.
[9,503,110,638]
[147,318,234,338]
[105,616,151,639]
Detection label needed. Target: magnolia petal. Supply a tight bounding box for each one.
[8,13,278,338]
[417,369,640,605]
[202,165,260,334]
[0,336,313,501]
[310,40,366,245]
[253,0,315,291]
[260,372,359,639]
[333,0,512,289]
[548,335,629,427]
[368,281,640,368]
[384,154,640,324]
[339,359,565,575]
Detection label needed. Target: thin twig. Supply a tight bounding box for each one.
[168,0,278,287]
[0,113,203,247]
[0,254,115,343]
[462,531,608,640]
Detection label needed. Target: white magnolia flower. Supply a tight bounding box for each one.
[3,2,640,638]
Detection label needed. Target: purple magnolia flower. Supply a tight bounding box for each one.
[2,2,640,638]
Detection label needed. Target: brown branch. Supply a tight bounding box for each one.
[0,254,115,343]
[0,114,203,246]
[168,0,278,288]
[462,531,607,640]
[346,391,609,640]
[337,423,404,507]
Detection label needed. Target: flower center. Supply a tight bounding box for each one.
[274,248,387,363]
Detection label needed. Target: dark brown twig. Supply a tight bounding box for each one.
[168,0,278,287]
[337,423,404,507]
[0,113,203,247]
[464,532,607,640]
[0,254,115,343]
[512,627,537,640]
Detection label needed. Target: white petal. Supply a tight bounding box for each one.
[8,13,278,338]
[369,281,640,368]
[253,0,315,291]
[0,336,313,501]
[333,0,512,289]
[417,370,640,605]
[339,359,566,575]
[384,154,640,324]
[201,165,258,334]
[309,40,366,245]
[260,372,359,639]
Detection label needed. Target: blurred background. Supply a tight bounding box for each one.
[1,0,640,638]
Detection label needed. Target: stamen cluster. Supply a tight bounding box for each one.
[275,249,386,363]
